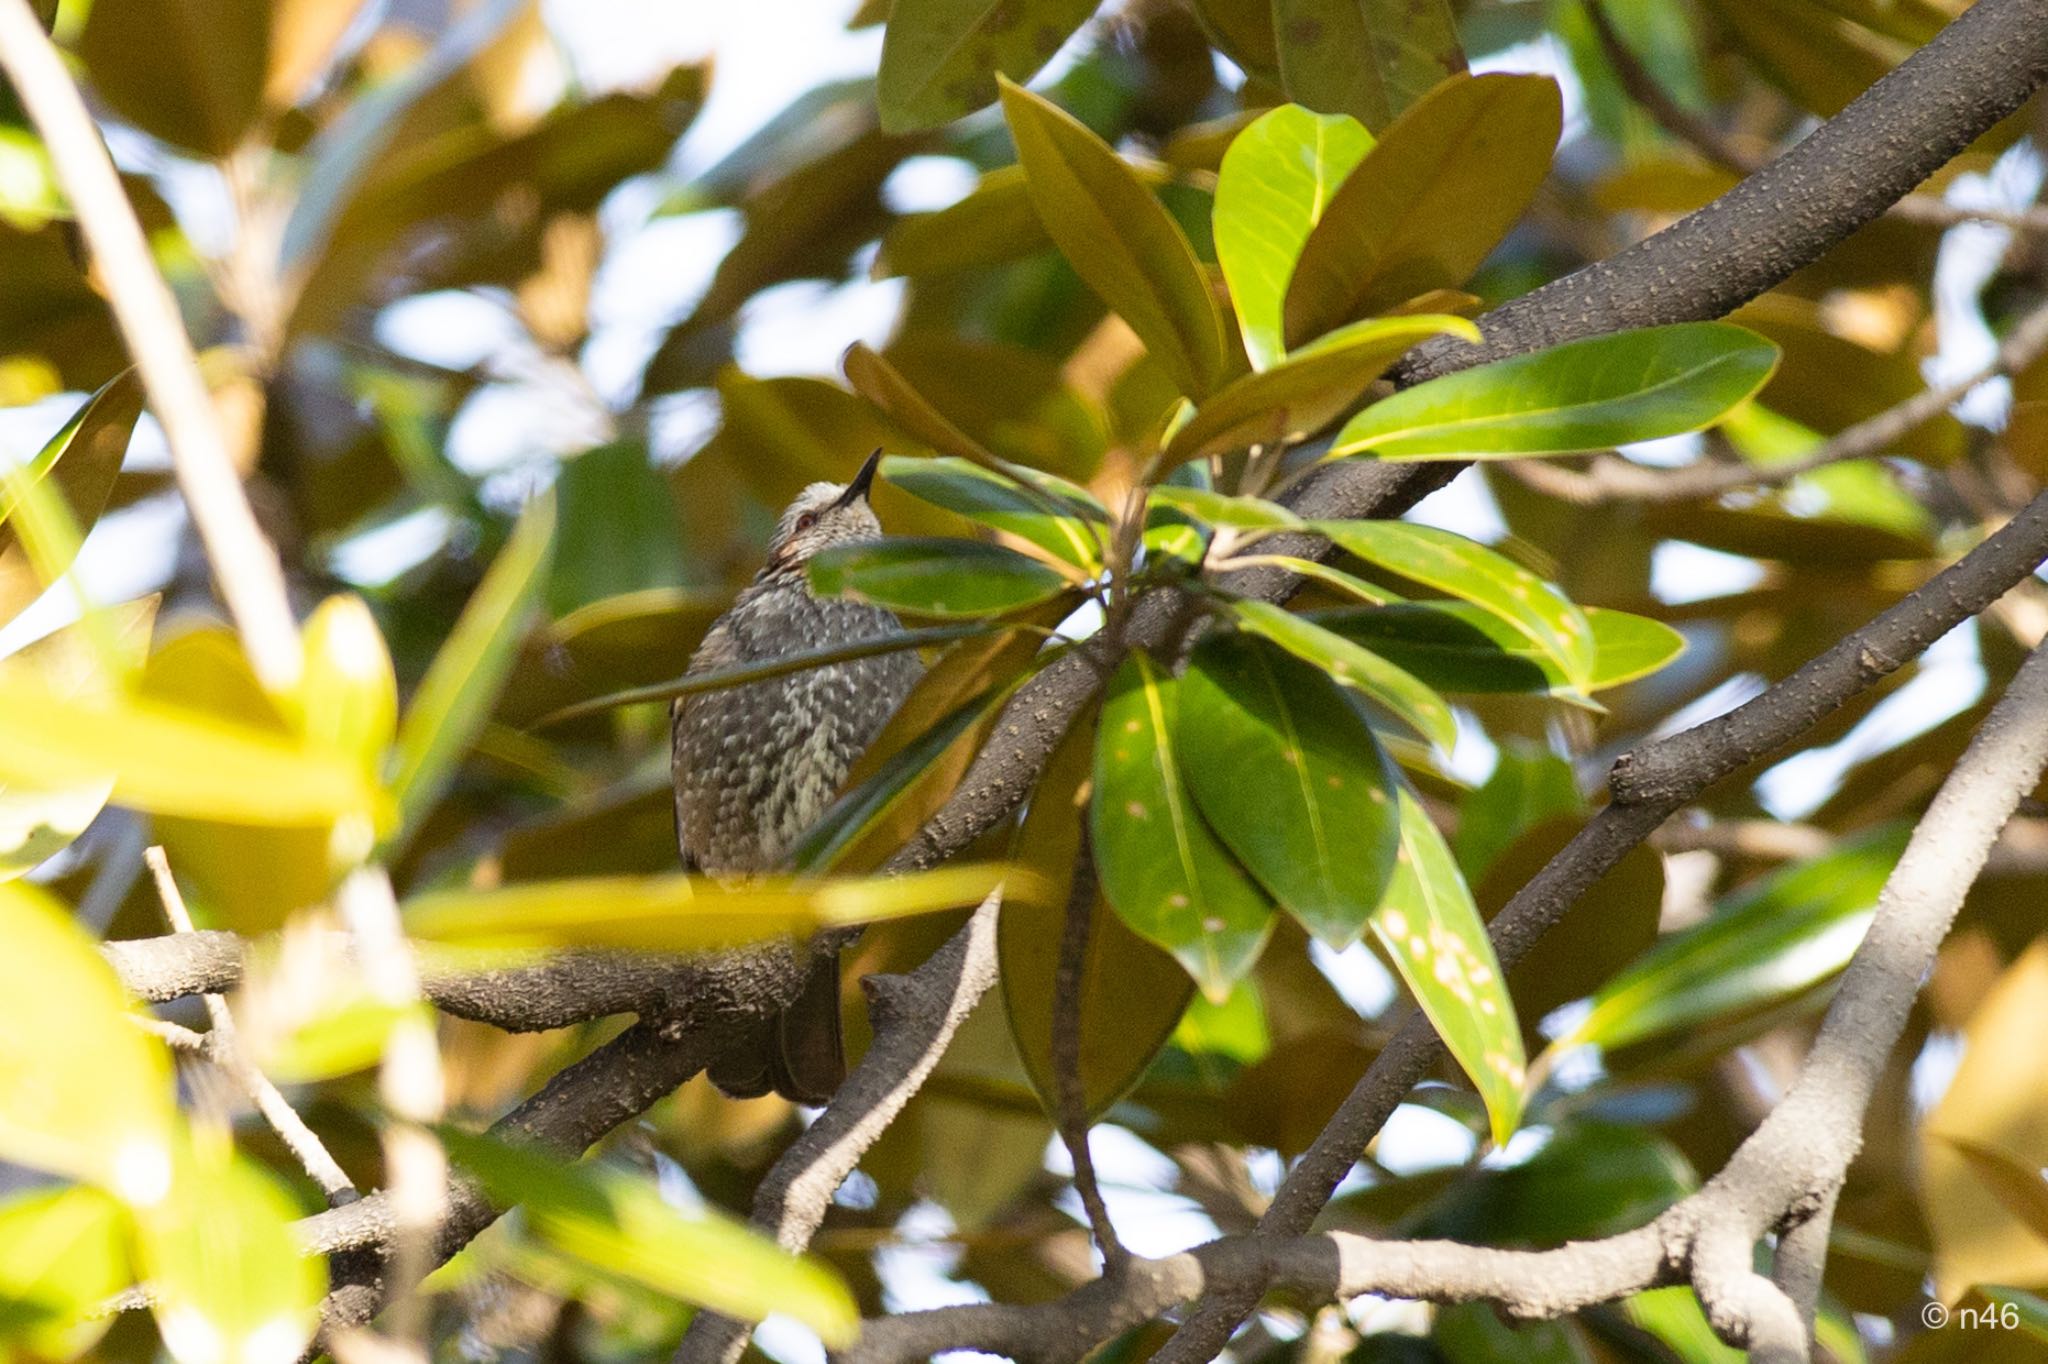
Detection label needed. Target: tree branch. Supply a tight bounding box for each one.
[1049,826,1125,1271]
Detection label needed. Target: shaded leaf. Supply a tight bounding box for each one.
[1284,74,1560,349]
[1273,0,1467,133]
[442,1129,857,1340]
[807,537,1076,617]
[1332,323,1779,459]
[78,0,269,157]
[1937,1137,2048,1247]
[880,454,1106,569]
[1179,632,1401,948]
[1000,701,1193,1119]
[389,492,556,841]
[1212,104,1374,371]
[550,441,686,616]
[1455,746,1582,884]
[1376,789,1524,1145]
[1091,652,1274,1000]
[999,79,1229,399]
[878,0,1101,133]
[1229,599,1458,751]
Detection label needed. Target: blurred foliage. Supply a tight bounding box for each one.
[0,0,2045,1361]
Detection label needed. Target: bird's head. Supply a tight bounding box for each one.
[761,449,885,577]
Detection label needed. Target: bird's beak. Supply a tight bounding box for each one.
[834,448,883,508]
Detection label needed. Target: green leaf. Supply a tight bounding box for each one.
[1552,825,1909,1056]
[0,669,383,828]
[877,0,1101,134]
[403,864,1013,950]
[1377,789,1524,1145]
[1179,633,1401,949]
[441,1129,858,1343]
[1225,554,1402,605]
[1273,0,1467,134]
[1000,701,1193,1120]
[389,491,556,841]
[874,166,1056,277]
[1165,315,1478,466]
[1332,323,1780,459]
[1315,602,1682,695]
[0,371,142,633]
[881,455,1106,569]
[77,0,269,157]
[1408,1121,1689,1242]
[1148,485,1302,531]
[1454,745,1582,883]
[1091,652,1274,1001]
[0,881,178,1198]
[1284,74,1560,350]
[999,79,1230,400]
[1228,599,1458,752]
[1212,105,1374,371]
[1311,519,1595,687]
[807,537,1075,617]
[0,597,157,881]
[0,1185,130,1361]
[549,441,686,616]
[133,1143,325,1364]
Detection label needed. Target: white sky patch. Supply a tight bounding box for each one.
[883,155,981,215]
[375,289,526,372]
[326,505,455,588]
[1311,937,1400,1018]
[1404,464,1510,541]
[1648,672,1766,743]
[0,495,187,658]
[1374,1100,1480,1175]
[734,274,907,378]
[1651,540,1768,604]
[586,207,745,401]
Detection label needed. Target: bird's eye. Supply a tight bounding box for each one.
[794,512,819,533]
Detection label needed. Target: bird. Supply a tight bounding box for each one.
[671,449,923,1103]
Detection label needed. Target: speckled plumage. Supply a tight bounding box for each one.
[671,460,922,1102]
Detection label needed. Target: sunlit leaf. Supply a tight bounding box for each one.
[1316,602,1681,696]
[881,454,1106,569]
[1311,519,1595,687]
[1148,485,1302,531]
[1553,825,1909,1056]
[1165,315,1479,465]
[0,881,178,1198]
[1273,0,1466,133]
[807,537,1076,617]
[442,1129,856,1340]
[0,1184,130,1361]
[999,79,1229,400]
[403,864,1015,950]
[877,0,1101,134]
[389,491,556,841]
[1284,74,1560,349]
[1229,599,1458,752]
[133,1142,324,1364]
[1000,701,1193,1119]
[1332,323,1779,459]
[1375,789,1524,1146]
[1212,104,1374,371]
[1091,652,1274,1000]
[289,594,397,776]
[0,371,142,632]
[1179,633,1401,948]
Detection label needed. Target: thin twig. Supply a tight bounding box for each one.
[1050,826,1126,1271]
[0,0,301,689]
[143,847,358,1207]
[1510,299,2048,506]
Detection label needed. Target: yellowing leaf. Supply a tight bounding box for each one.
[0,371,142,633]
[289,594,398,775]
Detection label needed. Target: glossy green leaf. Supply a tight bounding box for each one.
[881,455,1106,569]
[0,371,142,632]
[1273,0,1466,134]
[1317,602,1682,695]
[1165,315,1479,465]
[1091,652,1274,1000]
[1585,607,1687,687]
[0,1184,130,1361]
[1229,599,1458,752]
[1213,105,1374,371]
[1553,825,1909,1056]
[0,881,178,1198]
[1376,789,1524,1145]
[1284,74,1560,349]
[0,669,382,828]
[1148,485,1302,531]
[1332,323,1780,459]
[403,864,1013,950]
[999,79,1229,400]
[1000,701,1193,1120]
[1407,1121,1688,1242]
[134,1142,325,1364]
[808,537,1075,617]
[389,491,556,841]
[550,440,687,616]
[1312,519,1595,687]
[877,0,1101,134]
[1179,633,1401,948]
[1223,554,1402,605]
[441,1129,857,1342]
[0,597,156,881]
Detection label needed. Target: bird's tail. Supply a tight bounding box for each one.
[707,942,845,1105]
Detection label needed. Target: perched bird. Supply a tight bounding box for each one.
[671,450,923,1103]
